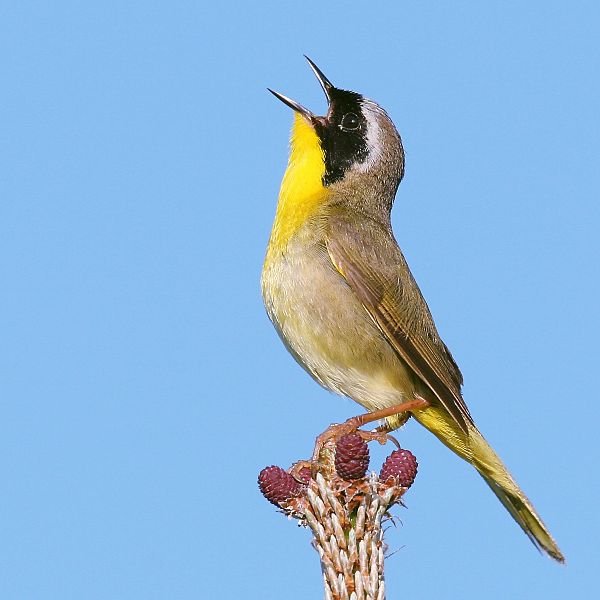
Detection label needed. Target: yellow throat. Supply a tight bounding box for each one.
[267,114,329,254]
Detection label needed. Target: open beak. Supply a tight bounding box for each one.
[268,57,334,121]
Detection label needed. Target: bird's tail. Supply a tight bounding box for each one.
[411,406,565,563]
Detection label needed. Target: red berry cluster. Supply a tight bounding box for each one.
[258,434,418,507]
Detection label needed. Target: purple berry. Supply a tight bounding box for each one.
[379,449,418,488]
[258,465,304,506]
[335,433,370,480]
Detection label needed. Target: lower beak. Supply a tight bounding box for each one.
[267,88,315,122]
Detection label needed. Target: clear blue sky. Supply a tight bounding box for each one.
[1,2,597,598]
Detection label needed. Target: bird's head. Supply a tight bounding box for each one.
[269,57,405,209]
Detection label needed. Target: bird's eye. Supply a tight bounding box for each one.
[340,112,360,131]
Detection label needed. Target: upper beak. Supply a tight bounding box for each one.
[303,55,333,103]
[268,57,334,121]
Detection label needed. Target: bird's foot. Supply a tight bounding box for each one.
[311,398,429,465]
[311,419,388,463]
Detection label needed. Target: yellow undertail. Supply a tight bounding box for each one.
[410,405,564,562]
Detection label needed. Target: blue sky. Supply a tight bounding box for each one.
[1,1,598,598]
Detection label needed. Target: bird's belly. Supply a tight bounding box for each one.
[262,244,416,412]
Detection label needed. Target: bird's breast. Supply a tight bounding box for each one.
[261,228,416,411]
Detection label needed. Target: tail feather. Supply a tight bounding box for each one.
[480,471,564,562]
[412,406,564,562]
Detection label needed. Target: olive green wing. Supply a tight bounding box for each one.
[326,219,473,432]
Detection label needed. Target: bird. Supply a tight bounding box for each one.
[261,56,564,563]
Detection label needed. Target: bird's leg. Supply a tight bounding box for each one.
[349,397,430,428]
[312,397,429,462]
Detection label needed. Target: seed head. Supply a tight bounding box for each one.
[335,433,370,480]
[258,465,305,506]
[379,449,418,488]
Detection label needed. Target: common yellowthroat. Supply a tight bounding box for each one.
[261,57,563,562]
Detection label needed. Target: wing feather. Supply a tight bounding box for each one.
[326,218,473,432]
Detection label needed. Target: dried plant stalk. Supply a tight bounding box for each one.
[279,443,410,600]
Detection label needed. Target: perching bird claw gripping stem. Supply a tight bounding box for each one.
[312,397,429,462]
